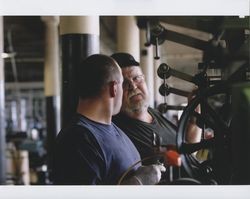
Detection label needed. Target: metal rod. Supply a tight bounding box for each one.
[169,68,194,83]
[169,87,191,97]
[154,37,160,60]
[158,103,185,113]
[159,83,191,97]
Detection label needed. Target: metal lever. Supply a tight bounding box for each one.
[157,63,194,83]
[159,83,191,97]
[158,103,185,113]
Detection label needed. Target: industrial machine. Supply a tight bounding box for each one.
[137,16,250,184]
[1,16,249,185]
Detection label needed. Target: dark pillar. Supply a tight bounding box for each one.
[60,16,100,126]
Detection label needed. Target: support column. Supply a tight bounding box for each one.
[60,16,100,126]
[140,29,154,107]
[41,16,60,179]
[0,16,6,185]
[117,16,140,61]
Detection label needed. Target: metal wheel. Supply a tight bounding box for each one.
[176,82,232,184]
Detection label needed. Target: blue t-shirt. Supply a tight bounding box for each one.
[53,113,141,185]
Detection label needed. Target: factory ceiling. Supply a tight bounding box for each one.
[3,16,249,92]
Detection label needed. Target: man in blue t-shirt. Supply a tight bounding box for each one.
[53,54,165,185]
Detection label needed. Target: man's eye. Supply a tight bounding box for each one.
[134,75,142,82]
[133,77,138,82]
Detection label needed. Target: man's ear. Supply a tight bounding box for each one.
[109,81,117,98]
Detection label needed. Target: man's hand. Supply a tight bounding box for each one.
[132,164,166,185]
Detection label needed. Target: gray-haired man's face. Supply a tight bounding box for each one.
[120,66,149,114]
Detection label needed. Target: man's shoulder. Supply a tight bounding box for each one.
[112,112,129,124]
[148,107,160,115]
[57,115,97,143]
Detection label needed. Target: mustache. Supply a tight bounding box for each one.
[128,90,143,98]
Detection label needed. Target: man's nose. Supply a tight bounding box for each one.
[128,80,137,90]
